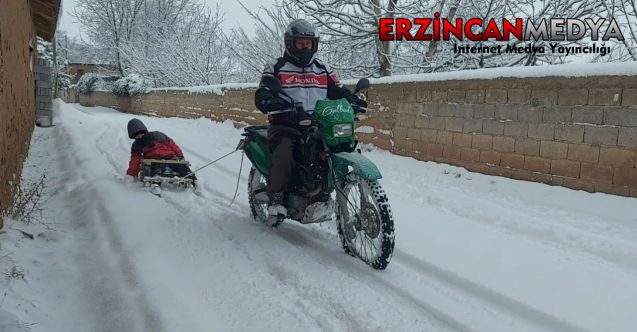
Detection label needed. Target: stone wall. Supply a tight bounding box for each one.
[73,75,637,197]
[0,0,37,215]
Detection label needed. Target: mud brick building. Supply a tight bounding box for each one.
[0,0,61,219]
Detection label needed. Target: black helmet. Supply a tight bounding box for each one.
[127,118,147,139]
[284,19,319,66]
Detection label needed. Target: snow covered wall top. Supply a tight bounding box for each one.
[343,61,637,85]
[150,82,259,95]
[146,62,637,95]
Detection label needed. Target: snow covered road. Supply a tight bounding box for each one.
[2,100,637,332]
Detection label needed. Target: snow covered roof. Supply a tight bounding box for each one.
[31,0,61,41]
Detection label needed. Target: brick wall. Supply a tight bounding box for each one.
[74,75,637,197]
[0,0,37,215]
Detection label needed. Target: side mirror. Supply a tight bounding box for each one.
[262,76,283,94]
[354,78,370,94]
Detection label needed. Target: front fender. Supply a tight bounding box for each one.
[331,152,382,181]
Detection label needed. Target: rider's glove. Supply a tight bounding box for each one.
[347,94,367,113]
[263,96,291,113]
[354,96,367,113]
[267,111,292,126]
[268,110,310,126]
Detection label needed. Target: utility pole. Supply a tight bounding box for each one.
[65,34,70,86]
[52,34,58,98]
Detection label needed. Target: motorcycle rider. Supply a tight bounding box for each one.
[254,19,367,224]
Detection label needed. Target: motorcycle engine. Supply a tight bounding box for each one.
[287,194,310,220]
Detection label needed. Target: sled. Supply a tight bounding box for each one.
[137,158,195,189]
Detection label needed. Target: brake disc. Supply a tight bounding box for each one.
[360,201,381,238]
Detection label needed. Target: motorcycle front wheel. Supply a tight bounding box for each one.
[336,174,395,270]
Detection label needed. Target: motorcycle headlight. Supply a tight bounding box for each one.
[333,123,353,137]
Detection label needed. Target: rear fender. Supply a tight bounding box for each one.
[243,138,271,177]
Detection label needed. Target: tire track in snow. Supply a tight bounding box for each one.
[393,250,592,332]
[453,203,637,275]
[159,189,464,331]
[267,205,591,332]
[55,116,165,332]
[388,171,637,276]
[270,225,476,332]
[272,222,590,332]
[156,195,339,331]
[95,124,130,178]
[155,150,474,331]
[433,186,637,276]
[239,197,586,332]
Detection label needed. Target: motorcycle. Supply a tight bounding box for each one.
[237,77,395,270]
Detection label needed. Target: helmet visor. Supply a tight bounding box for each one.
[292,37,318,53]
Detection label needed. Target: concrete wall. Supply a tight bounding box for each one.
[73,75,637,197]
[0,0,37,215]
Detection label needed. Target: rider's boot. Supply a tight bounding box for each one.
[267,192,287,227]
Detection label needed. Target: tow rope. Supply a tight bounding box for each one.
[182,149,240,179]
[180,147,245,207]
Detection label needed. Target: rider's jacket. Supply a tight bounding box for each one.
[255,55,354,113]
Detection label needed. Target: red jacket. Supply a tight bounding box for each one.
[127,131,184,176]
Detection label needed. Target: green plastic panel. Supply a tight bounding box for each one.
[313,98,357,147]
[331,152,382,181]
[245,140,271,177]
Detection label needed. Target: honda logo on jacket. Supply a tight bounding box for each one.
[259,57,342,112]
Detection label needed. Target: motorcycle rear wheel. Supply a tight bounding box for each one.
[248,166,283,227]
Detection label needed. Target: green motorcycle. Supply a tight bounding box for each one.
[238,77,395,270]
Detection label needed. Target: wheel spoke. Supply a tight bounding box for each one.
[337,174,394,269]
[249,168,269,223]
[342,179,383,263]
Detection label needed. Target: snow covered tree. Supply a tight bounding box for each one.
[122,1,229,86]
[36,36,73,92]
[72,0,145,76]
[225,0,299,81]
[600,0,637,61]
[73,0,241,87]
[285,0,427,77]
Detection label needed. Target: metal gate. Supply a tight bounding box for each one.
[34,57,53,127]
